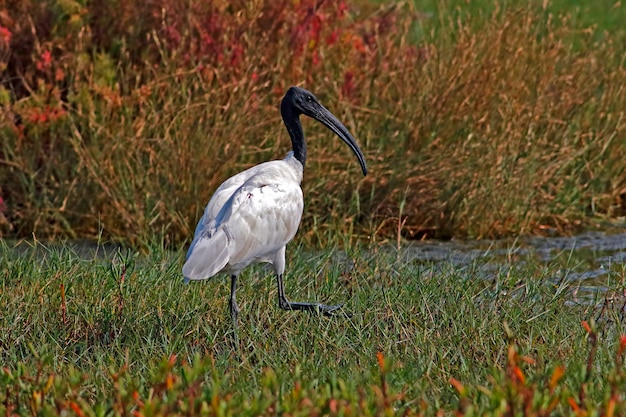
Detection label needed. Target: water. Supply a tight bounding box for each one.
[400,232,626,307]
[1,239,124,260]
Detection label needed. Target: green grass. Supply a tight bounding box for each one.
[2,239,626,414]
[412,0,626,31]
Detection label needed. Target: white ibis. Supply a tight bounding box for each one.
[183,86,367,332]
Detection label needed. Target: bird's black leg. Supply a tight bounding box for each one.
[276,273,343,316]
[229,274,240,345]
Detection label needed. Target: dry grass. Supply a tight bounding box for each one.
[0,1,625,246]
[366,7,626,240]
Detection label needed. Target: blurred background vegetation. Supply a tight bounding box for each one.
[0,0,625,248]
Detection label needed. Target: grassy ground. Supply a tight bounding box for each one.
[2,0,626,414]
[1,239,625,415]
[413,0,626,32]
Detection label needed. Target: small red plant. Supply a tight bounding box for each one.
[0,25,11,44]
[35,50,52,71]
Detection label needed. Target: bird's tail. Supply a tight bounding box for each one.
[182,228,230,281]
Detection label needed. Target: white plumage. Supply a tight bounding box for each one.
[183,86,367,333]
[183,153,303,281]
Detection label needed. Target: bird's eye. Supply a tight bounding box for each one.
[306,95,313,102]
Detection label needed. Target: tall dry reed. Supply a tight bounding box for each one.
[0,1,624,246]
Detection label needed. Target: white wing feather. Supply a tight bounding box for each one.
[182,227,230,280]
[183,154,304,281]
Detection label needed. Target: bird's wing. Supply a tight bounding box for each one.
[183,158,304,281]
[182,173,252,280]
[182,226,230,281]
[220,180,304,266]
[183,179,303,281]
[185,166,260,262]
[190,160,290,238]
[201,170,259,229]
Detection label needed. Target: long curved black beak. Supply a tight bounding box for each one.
[312,106,368,176]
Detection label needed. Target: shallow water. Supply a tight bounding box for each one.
[400,231,626,307]
[1,239,124,260]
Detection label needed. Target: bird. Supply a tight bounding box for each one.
[182,86,367,334]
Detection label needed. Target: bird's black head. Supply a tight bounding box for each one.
[282,86,323,117]
[280,86,368,176]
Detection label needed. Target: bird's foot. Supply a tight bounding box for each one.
[279,299,350,317]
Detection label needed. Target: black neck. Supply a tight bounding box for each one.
[280,101,307,168]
